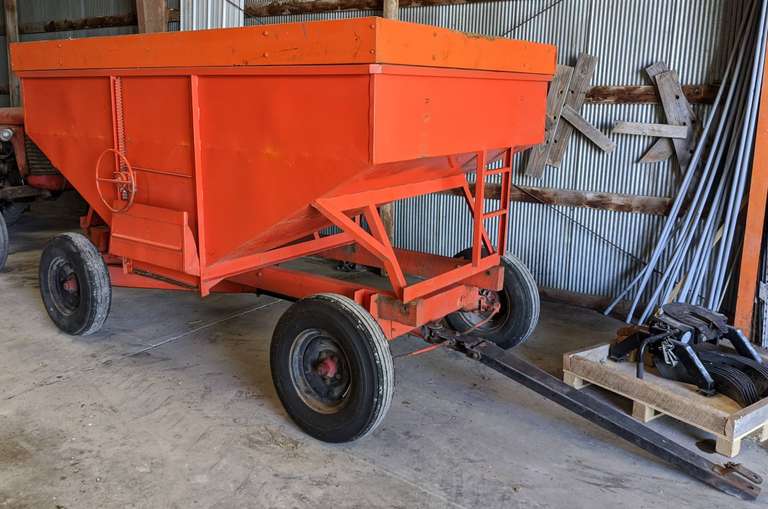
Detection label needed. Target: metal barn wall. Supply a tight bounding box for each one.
[181,0,243,30]
[0,0,139,106]
[243,0,745,301]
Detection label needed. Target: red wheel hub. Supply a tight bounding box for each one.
[316,356,338,378]
[62,275,79,293]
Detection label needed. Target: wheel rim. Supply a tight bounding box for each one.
[457,289,511,333]
[47,256,80,316]
[288,328,352,414]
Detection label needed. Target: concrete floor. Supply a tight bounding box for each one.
[1,196,766,509]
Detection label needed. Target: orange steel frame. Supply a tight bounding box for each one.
[62,66,522,340]
[98,87,515,340]
[103,145,511,339]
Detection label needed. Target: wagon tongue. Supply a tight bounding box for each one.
[444,334,763,501]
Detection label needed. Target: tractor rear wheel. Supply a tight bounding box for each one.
[0,212,7,271]
[445,249,539,349]
[0,201,28,226]
[270,293,394,443]
[39,233,111,336]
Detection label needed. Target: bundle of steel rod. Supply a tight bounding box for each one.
[605,0,768,324]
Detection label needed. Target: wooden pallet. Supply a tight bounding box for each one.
[563,343,768,457]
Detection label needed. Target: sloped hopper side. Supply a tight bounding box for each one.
[21,65,547,269]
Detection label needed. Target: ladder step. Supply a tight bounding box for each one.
[483,209,507,219]
[485,167,511,176]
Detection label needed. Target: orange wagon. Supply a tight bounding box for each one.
[12,18,554,442]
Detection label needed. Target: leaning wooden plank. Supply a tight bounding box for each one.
[547,53,598,167]
[639,138,674,164]
[612,121,689,138]
[524,65,574,178]
[645,61,669,83]
[646,63,697,172]
[560,104,616,152]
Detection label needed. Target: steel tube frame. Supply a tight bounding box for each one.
[112,148,514,339]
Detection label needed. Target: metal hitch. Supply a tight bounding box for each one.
[447,335,763,501]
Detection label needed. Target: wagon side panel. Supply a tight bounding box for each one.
[121,75,198,232]
[22,76,114,222]
[371,69,549,164]
[196,72,373,265]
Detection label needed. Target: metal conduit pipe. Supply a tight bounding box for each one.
[603,1,758,320]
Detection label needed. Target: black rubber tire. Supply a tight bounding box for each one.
[0,201,27,226]
[0,212,7,271]
[270,293,394,443]
[39,232,111,336]
[445,249,539,349]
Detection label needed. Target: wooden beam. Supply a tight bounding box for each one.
[638,138,674,164]
[506,185,672,215]
[20,12,138,34]
[3,0,19,106]
[444,185,672,216]
[245,0,506,17]
[612,121,689,139]
[136,0,166,33]
[561,104,616,152]
[547,53,598,167]
[524,65,573,178]
[383,0,399,19]
[586,84,717,105]
[379,0,398,247]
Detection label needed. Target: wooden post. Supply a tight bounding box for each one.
[136,0,167,34]
[383,0,399,20]
[3,0,19,106]
[379,0,398,245]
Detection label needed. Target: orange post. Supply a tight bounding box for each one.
[735,42,768,338]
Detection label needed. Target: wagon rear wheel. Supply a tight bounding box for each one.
[39,232,111,336]
[270,293,394,443]
[445,249,539,349]
[0,212,7,271]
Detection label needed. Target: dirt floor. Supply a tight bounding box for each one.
[1,196,766,508]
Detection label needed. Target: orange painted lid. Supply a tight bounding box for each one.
[11,17,556,75]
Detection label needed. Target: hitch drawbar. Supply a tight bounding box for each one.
[450,337,763,501]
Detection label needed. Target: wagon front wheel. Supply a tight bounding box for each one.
[270,293,394,443]
[39,232,112,336]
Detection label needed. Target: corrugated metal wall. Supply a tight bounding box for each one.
[244,0,746,301]
[181,0,243,29]
[4,0,746,302]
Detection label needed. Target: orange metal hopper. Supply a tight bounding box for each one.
[12,17,554,338]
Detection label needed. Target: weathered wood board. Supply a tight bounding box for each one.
[547,53,598,167]
[561,104,616,152]
[613,121,689,139]
[639,138,674,164]
[646,62,698,172]
[524,65,574,177]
